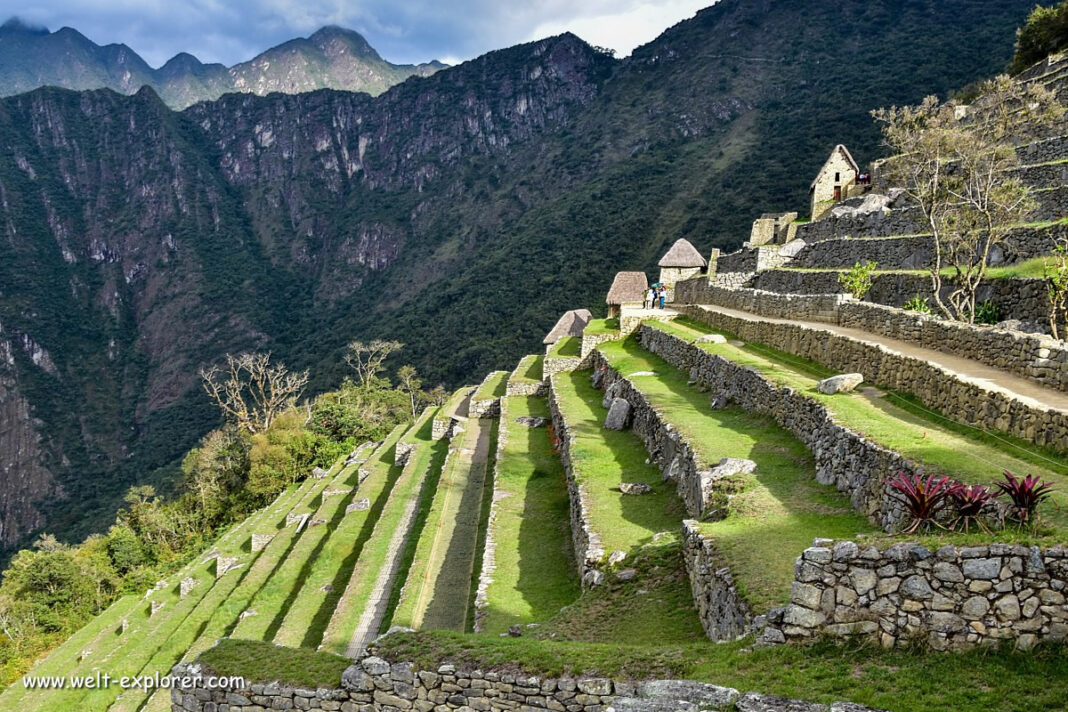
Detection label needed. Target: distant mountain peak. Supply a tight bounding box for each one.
[0,19,444,108]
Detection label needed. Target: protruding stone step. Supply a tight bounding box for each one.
[346,498,371,514]
[179,577,197,598]
[251,533,274,552]
[216,556,241,577]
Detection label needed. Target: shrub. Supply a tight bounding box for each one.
[1010,2,1068,75]
[903,294,933,315]
[886,471,957,533]
[995,470,1054,525]
[838,261,878,300]
[948,484,998,532]
[974,299,1000,325]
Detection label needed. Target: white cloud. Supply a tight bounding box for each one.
[525,0,711,56]
[0,1,719,68]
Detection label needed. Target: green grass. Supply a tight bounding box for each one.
[983,256,1050,279]
[198,638,351,690]
[597,338,876,610]
[549,336,581,358]
[1,477,319,711]
[510,354,545,384]
[319,410,443,655]
[391,418,495,632]
[442,386,473,419]
[479,395,579,635]
[271,423,411,648]
[649,318,1068,535]
[370,631,1068,712]
[474,370,509,401]
[551,370,685,554]
[529,537,704,644]
[584,318,620,336]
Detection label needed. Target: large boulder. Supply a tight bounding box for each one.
[695,333,727,344]
[620,482,654,495]
[604,397,632,430]
[817,373,864,394]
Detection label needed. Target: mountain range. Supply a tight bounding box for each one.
[0,0,1040,553]
[0,18,444,108]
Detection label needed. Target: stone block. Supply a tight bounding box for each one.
[817,373,864,394]
[603,398,632,430]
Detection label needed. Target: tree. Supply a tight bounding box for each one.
[396,365,423,418]
[874,77,1062,322]
[344,340,403,390]
[1010,1,1068,75]
[200,353,309,433]
[1045,238,1068,339]
[181,425,250,525]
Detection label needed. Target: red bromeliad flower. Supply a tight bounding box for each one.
[995,470,1054,525]
[886,471,958,533]
[949,483,998,532]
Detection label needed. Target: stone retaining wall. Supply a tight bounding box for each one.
[762,539,1068,651]
[580,331,618,358]
[469,397,501,419]
[474,395,510,632]
[674,279,848,321]
[789,236,934,270]
[1016,134,1068,165]
[543,356,583,379]
[676,305,1068,454]
[548,373,606,587]
[682,520,754,640]
[709,272,754,289]
[839,301,1068,394]
[638,325,909,530]
[170,656,887,712]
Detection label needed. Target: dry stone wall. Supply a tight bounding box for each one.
[637,324,909,530]
[674,280,847,321]
[788,236,933,270]
[169,657,888,712]
[762,539,1068,651]
[547,373,607,587]
[543,355,583,379]
[839,301,1068,394]
[676,305,1068,454]
[682,520,754,640]
[580,331,618,358]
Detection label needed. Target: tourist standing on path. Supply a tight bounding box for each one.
[659,288,666,309]
[645,287,655,310]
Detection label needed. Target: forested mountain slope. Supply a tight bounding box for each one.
[0,0,1038,550]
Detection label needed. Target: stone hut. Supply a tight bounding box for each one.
[810,144,859,220]
[605,271,648,318]
[749,211,798,246]
[657,238,708,289]
[543,309,593,350]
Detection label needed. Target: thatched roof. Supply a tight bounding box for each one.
[810,144,860,189]
[657,238,707,268]
[543,309,593,344]
[606,271,648,305]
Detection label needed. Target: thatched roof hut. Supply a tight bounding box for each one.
[657,238,708,268]
[543,309,593,345]
[606,271,649,305]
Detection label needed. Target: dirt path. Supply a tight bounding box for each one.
[688,303,1068,413]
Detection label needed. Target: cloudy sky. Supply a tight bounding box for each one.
[5,1,715,68]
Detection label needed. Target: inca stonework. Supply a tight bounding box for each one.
[760,540,1068,650]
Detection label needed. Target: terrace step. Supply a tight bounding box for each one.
[318,407,445,656]
[390,413,496,634]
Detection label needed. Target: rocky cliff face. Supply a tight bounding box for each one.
[0,20,443,109]
[0,0,1040,550]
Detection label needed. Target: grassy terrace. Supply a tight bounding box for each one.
[271,423,412,648]
[597,339,876,610]
[552,370,684,553]
[548,336,581,358]
[442,386,473,419]
[510,354,544,384]
[648,318,1068,537]
[391,417,496,632]
[3,475,319,711]
[319,408,445,655]
[474,370,509,401]
[583,318,620,336]
[480,395,579,635]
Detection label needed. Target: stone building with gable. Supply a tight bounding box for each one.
[658,238,708,289]
[810,144,861,220]
[605,271,648,318]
